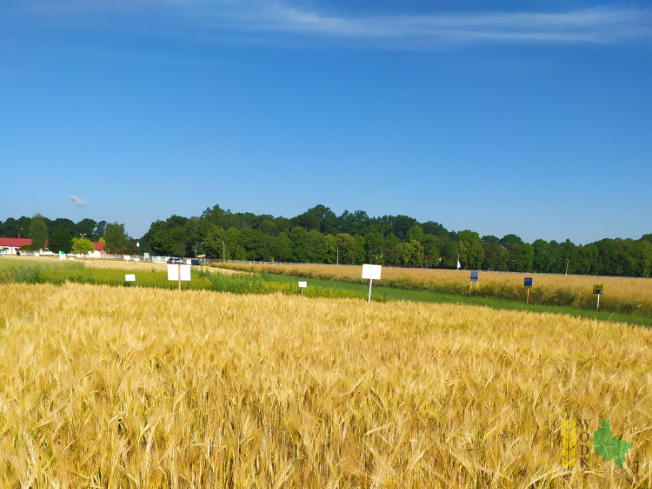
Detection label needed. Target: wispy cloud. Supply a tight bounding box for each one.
[70,195,89,207]
[5,0,652,46]
[228,3,652,45]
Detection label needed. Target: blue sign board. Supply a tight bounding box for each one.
[470,271,479,282]
[524,277,533,287]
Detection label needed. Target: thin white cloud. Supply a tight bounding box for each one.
[5,0,652,46]
[237,3,652,44]
[70,195,89,207]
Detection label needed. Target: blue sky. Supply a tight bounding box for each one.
[1,0,651,244]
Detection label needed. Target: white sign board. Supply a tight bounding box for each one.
[125,274,136,282]
[144,253,150,260]
[124,255,131,261]
[168,264,191,281]
[298,281,307,288]
[186,259,192,265]
[361,264,382,280]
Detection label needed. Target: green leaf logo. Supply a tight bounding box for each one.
[593,419,631,469]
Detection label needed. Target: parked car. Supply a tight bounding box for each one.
[190,259,201,266]
[167,257,184,264]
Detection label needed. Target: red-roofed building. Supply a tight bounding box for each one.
[91,241,106,258]
[0,237,32,255]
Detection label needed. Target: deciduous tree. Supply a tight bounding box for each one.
[29,214,48,251]
[104,222,129,254]
[71,237,94,254]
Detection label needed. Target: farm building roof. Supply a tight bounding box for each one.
[0,238,32,247]
[93,242,105,251]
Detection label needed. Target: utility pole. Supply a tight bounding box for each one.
[565,258,569,276]
[223,241,226,263]
[336,247,339,266]
[194,242,204,259]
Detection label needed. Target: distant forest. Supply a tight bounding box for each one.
[2,204,651,277]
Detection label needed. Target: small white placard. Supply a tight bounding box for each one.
[186,259,192,265]
[180,265,191,281]
[125,274,136,282]
[144,253,150,260]
[362,264,382,280]
[124,255,131,261]
[70,257,75,261]
[168,265,178,281]
[168,264,191,281]
[134,258,140,262]
[298,281,307,288]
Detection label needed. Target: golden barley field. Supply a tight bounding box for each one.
[221,263,652,314]
[5,255,241,275]
[1,283,651,488]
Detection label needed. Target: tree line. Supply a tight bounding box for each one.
[0,215,135,256]
[1,204,650,277]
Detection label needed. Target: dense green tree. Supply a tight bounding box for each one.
[576,243,598,275]
[481,235,500,245]
[383,232,400,266]
[323,234,337,264]
[290,227,307,262]
[224,228,241,260]
[338,210,371,236]
[168,226,187,257]
[184,216,202,257]
[500,234,523,249]
[306,230,327,263]
[483,243,510,271]
[241,228,272,261]
[640,239,652,278]
[204,226,227,260]
[532,239,553,273]
[3,216,31,238]
[51,218,76,236]
[71,237,95,254]
[389,215,417,241]
[354,235,366,264]
[76,218,97,239]
[275,232,292,262]
[335,233,358,265]
[407,225,424,243]
[49,227,73,254]
[421,221,448,237]
[422,234,440,268]
[104,222,129,254]
[509,242,534,272]
[458,230,481,243]
[365,231,385,264]
[273,217,291,235]
[396,240,424,267]
[94,221,107,239]
[465,240,485,269]
[456,241,468,268]
[29,214,48,251]
[260,219,280,237]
